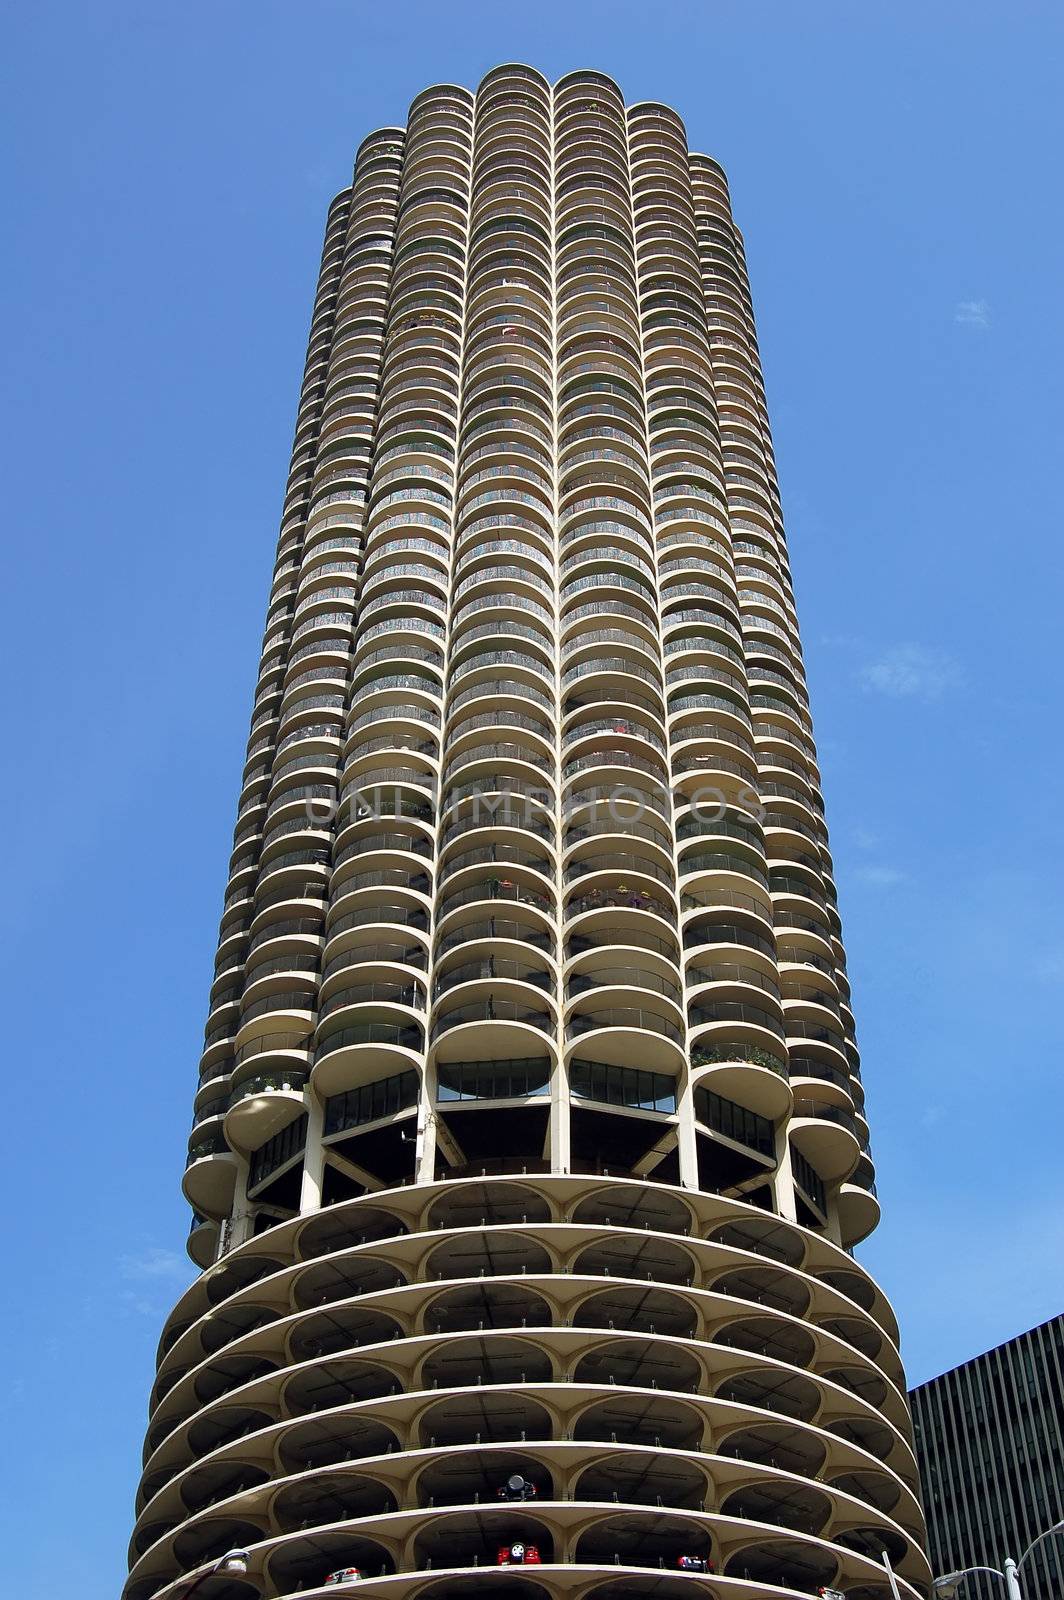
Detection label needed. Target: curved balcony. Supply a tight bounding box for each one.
[565,794,672,849]
[566,996,686,1075]
[186,1212,219,1272]
[436,859,554,918]
[317,963,426,1022]
[689,1034,791,1123]
[837,1178,882,1250]
[785,1034,853,1105]
[224,1074,309,1158]
[234,975,316,1051]
[325,895,430,967]
[561,747,670,804]
[442,722,554,786]
[181,1136,238,1221]
[566,952,682,1007]
[562,710,666,762]
[337,761,439,822]
[688,993,785,1048]
[434,947,556,1002]
[687,945,782,1009]
[312,1015,425,1099]
[332,808,433,865]
[346,688,442,741]
[432,991,555,1042]
[789,1098,861,1183]
[561,653,664,710]
[441,765,553,829]
[449,616,554,675]
[679,842,773,914]
[564,850,675,900]
[565,880,677,935]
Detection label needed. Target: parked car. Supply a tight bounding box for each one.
[497,1473,538,1502]
[324,1570,362,1587]
[676,1554,714,1572]
[497,1542,542,1565]
[817,1588,847,1600]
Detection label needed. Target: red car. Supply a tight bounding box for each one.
[497,1542,542,1566]
[676,1555,714,1573]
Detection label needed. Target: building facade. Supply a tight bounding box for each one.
[911,1316,1064,1599]
[126,65,929,1600]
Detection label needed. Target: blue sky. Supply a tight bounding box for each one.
[1,2,1062,1592]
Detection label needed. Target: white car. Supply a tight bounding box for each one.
[817,1588,846,1600]
[324,1570,362,1587]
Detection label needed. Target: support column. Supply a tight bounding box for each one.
[676,1084,699,1190]
[415,1075,436,1185]
[226,1154,255,1250]
[298,1095,326,1214]
[772,1125,798,1223]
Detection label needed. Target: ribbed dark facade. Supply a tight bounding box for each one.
[910,1315,1064,1599]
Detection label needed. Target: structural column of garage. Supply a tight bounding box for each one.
[128,64,929,1600]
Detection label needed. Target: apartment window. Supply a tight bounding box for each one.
[694,1086,774,1157]
[248,1113,308,1191]
[437,1057,551,1101]
[790,1145,826,1213]
[570,1057,676,1113]
[325,1070,419,1137]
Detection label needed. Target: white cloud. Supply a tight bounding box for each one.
[818,631,865,650]
[116,1246,192,1316]
[955,298,991,328]
[120,1246,189,1281]
[861,643,962,701]
[854,864,907,888]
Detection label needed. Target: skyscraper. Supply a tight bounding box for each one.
[127,65,929,1600]
[911,1316,1064,1600]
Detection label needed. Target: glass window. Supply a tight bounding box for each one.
[436,1058,551,1101]
[570,1057,677,1114]
[324,1070,419,1137]
[694,1086,774,1158]
[248,1113,308,1191]
[790,1145,826,1213]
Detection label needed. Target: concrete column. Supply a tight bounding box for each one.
[676,1081,700,1191]
[226,1153,255,1250]
[772,1126,799,1223]
[299,1094,326,1214]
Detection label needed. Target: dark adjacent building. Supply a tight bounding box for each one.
[911,1314,1064,1599]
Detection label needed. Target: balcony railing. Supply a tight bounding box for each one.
[792,1098,858,1135]
[567,886,677,925]
[314,1022,424,1060]
[688,1000,785,1039]
[568,1006,682,1045]
[435,958,554,995]
[186,1132,229,1166]
[229,1070,309,1107]
[431,998,553,1038]
[690,1041,788,1078]
[568,967,681,1004]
